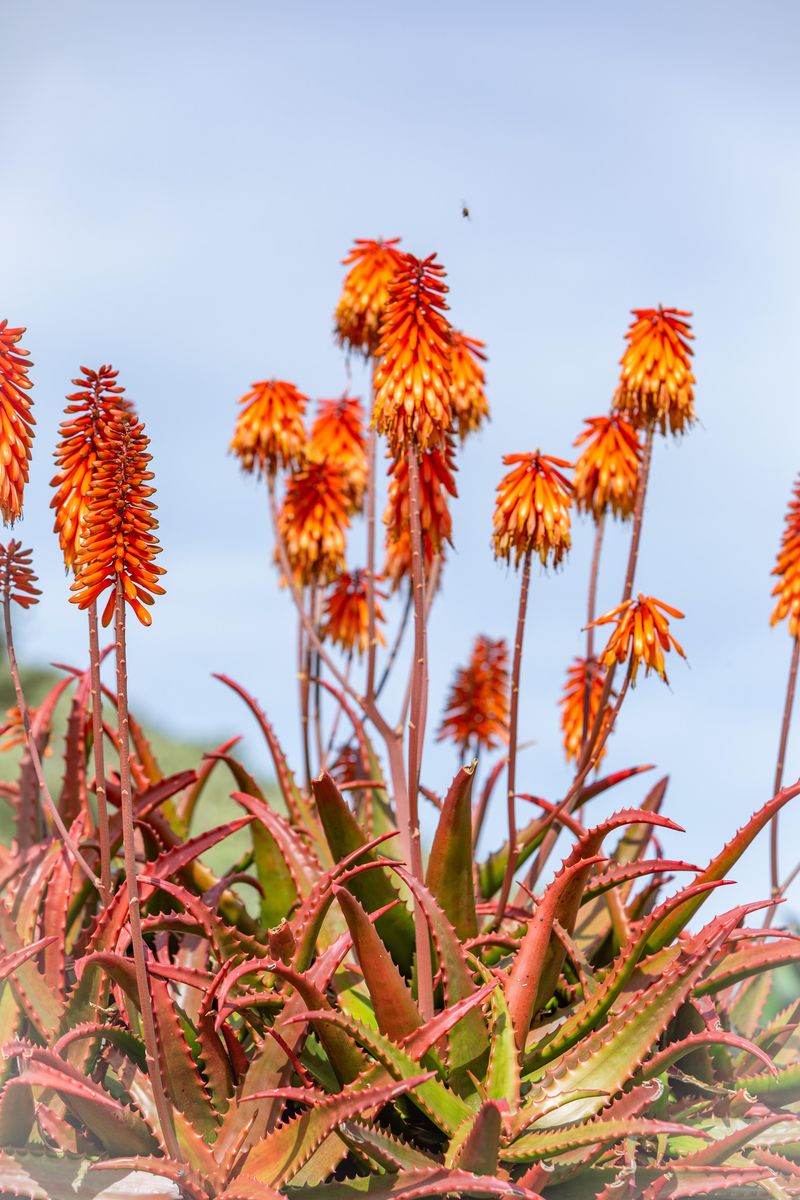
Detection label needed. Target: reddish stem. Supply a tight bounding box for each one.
[582,513,605,751]
[771,634,800,897]
[88,601,112,904]
[496,549,532,923]
[366,418,378,704]
[114,580,180,1160]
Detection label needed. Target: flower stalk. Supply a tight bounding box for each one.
[88,601,112,903]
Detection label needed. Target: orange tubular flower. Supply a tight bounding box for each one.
[71,415,166,627]
[50,366,133,571]
[335,237,404,356]
[493,452,573,568]
[613,307,695,436]
[383,440,458,591]
[770,475,800,636]
[373,253,453,454]
[230,380,307,476]
[0,540,41,610]
[450,331,489,440]
[309,395,368,511]
[560,657,611,764]
[437,635,510,756]
[573,414,641,520]
[592,593,686,683]
[0,321,35,525]
[321,569,386,657]
[277,458,350,586]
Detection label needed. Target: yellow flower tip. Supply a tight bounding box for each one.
[335,237,404,357]
[770,474,800,637]
[320,568,386,657]
[230,380,308,477]
[277,457,350,586]
[613,306,696,437]
[573,414,641,521]
[383,440,458,592]
[450,330,489,441]
[492,452,573,569]
[437,635,510,755]
[591,593,685,684]
[372,252,453,455]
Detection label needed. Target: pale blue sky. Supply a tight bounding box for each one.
[4,1,800,913]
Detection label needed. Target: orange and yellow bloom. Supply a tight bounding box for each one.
[277,458,350,586]
[383,441,457,590]
[437,635,509,755]
[613,307,695,436]
[309,395,368,511]
[573,414,641,520]
[560,657,610,764]
[230,380,307,476]
[321,569,386,657]
[71,414,166,627]
[450,331,489,440]
[493,452,573,568]
[373,253,452,454]
[50,365,133,571]
[770,475,800,637]
[335,237,404,356]
[591,593,685,683]
[0,321,34,526]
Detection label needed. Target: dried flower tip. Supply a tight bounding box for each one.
[309,395,368,511]
[450,331,489,440]
[770,474,800,636]
[560,657,612,765]
[493,452,573,568]
[373,253,453,454]
[591,593,685,683]
[0,540,41,610]
[230,380,308,476]
[437,635,509,755]
[50,365,133,571]
[335,237,404,356]
[613,307,695,436]
[70,414,166,627]
[321,569,386,657]
[383,440,457,591]
[277,458,350,586]
[573,414,641,521]
[0,320,34,525]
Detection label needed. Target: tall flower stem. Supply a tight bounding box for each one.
[496,549,532,923]
[88,601,112,904]
[581,515,605,751]
[406,447,435,1020]
[770,635,800,897]
[299,587,313,789]
[3,589,101,891]
[114,580,180,1160]
[621,424,654,605]
[365,414,379,704]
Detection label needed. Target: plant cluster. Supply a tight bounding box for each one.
[0,243,799,1199]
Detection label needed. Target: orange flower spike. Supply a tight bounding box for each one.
[0,540,41,610]
[70,414,166,627]
[592,593,686,683]
[50,365,133,571]
[493,452,573,568]
[573,414,641,520]
[450,331,489,440]
[321,569,386,657]
[614,307,695,436]
[0,321,35,526]
[770,475,800,636]
[559,657,610,764]
[437,635,510,756]
[383,441,457,590]
[335,237,404,356]
[230,380,308,476]
[309,395,368,511]
[277,458,350,586]
[373,253,453,454]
